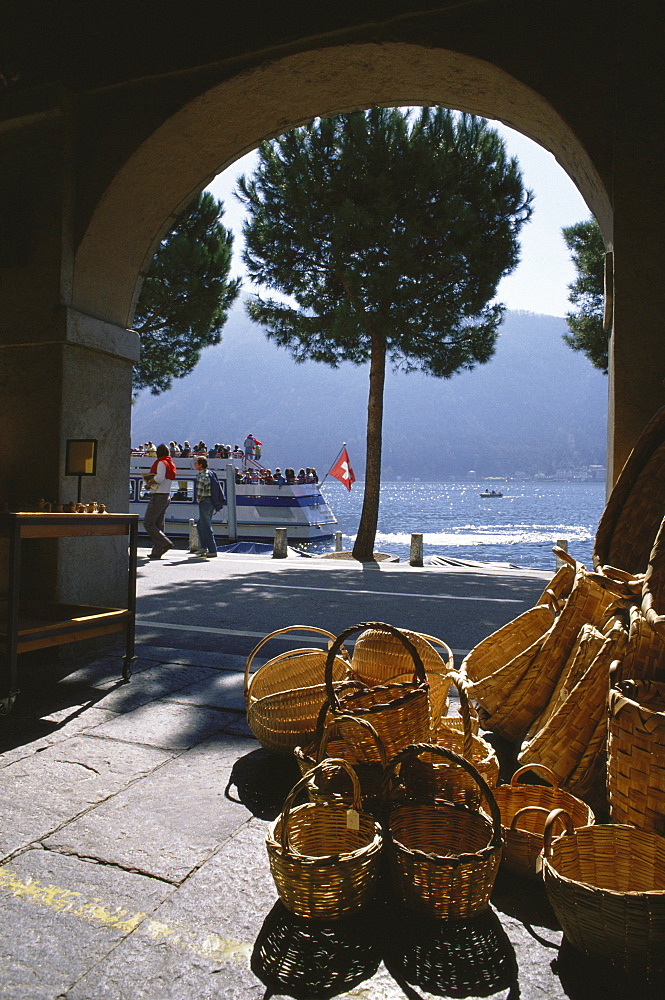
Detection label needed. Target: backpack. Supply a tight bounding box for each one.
[209,471,225,512]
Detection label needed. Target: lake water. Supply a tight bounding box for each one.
[314,480,607,571]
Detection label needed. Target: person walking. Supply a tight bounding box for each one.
[193,456,218,558]
[143,443,176,558]
[243,433,255,465]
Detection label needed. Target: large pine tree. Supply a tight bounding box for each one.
[562,218,608,373]
[132,192,241,395]
[238,108,533,559]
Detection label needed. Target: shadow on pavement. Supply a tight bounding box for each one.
[225,747,301,820]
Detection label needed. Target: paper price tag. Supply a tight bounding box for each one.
[346,808,360,831]
[535,854,543,874]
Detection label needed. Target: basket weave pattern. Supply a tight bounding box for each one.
[608,679,665,836]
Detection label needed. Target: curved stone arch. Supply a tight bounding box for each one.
[72,42,610,329]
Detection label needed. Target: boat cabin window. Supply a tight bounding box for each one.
[170,480,195,503]
[129,478,138,502]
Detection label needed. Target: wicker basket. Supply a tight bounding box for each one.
[542,809,665,972]
[594,404,665,576]
[350,627,453,726]
[608,678,665,836]
[492,764,594,879]
[384,743,503,918]
[643,514,665,639]
[469,550,633,743]
[244,625,350,754]
[613,603,665,683]
[325,623,430,759]
[266,758,383,920]
[294,713,386,811]
[399,673,499,808]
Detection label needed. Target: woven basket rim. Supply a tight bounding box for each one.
[544,822,665,896]
[267,801,382,861]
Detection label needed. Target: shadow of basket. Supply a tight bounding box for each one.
[381,902,519,999]
[251,899,382,999]
[225,748,301,820]
[554,937,665,1000]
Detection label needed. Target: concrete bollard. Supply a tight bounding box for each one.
[273,527,288,559]
[188,519,200,552]
[555,538,569,569]
[335,530,343,552]
[410,532,424,567]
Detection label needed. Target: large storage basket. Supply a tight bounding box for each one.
[542,809,665,972]
[492,764,594,879]
[266,758,383,920]
[325,623,430,759]
[613,603,665,683]
[349,627,453,726]
[384,744,503,918]
[593,404,665,576]
[608,678,665,835]
[294,713,386,811]
[400,673,499,808]
[244,625,350,754]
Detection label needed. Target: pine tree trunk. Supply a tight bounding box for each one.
[352,334,386,561]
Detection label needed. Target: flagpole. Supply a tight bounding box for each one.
[320,442,347,486]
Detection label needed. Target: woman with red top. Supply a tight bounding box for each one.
[143,443,177,559]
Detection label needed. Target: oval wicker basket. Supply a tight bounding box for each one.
[349,627,453,726]
[542,809,665,972]
[492,764,594,879]
[384,743,504,918]
[294,713,386,811]
[400,673,499,808]
[608,678,665,836]
[325,623,430,759]
[266,758,383,921]
[244,625,350,754]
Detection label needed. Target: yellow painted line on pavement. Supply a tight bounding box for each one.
[0,869,250,964]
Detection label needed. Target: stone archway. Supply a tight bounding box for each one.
[72,43,610,332]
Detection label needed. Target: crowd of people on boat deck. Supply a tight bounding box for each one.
[131,437,318,486]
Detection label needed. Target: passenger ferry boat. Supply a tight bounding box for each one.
[129,455,337,544]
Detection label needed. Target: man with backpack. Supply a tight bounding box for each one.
[193,456,225,558]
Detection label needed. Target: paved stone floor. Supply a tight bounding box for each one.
[0,555,660,999]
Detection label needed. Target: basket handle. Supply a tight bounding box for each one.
[446,672,476,759]
[551,548,642,599]
[244,625,347,699]
[416,632,455,673]
[325,623,427,714]
[279,758,362,854]
[510,763,559,789]
[317,713,387,766]
[384,743,503,851]
[509,805,552,831]
[542,808,574,857]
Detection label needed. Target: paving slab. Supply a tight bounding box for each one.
[86,700,232,751]
[160,670,245,712]
[133,643,249,673]
[43,736,254,883]
[90,663,219,713]
[0,849,173,1000]
[0,736,171,859]
[0,708,120,767]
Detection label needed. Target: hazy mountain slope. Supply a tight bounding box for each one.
[131,303,607,478]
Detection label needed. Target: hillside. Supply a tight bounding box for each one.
[131,303,607,479]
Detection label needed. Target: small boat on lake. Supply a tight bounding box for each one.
[479,489,503,497]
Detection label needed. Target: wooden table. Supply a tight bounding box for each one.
[0,512,138,714]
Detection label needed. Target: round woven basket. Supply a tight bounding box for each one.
[492,764,594,879]
[349,627,453,725]
[266,759,383,921]
[294,713,386,811]
[400,674,499,808]
[542,809,665,972]
[244,625,350,754]
[384,743,503,919]
[325,623,430,759]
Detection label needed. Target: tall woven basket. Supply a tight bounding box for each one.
[492,764,594,880]
[542,809,665,973]
[349,626,453,726]
[325,623,430,759]
[399,673,499,809]
[643,513,665,639]
[608,678,665,835]
[266,758,383,921]
[384,744,503,919]
[244,625,350,754]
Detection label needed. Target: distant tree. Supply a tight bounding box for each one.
[562,218,608,373]
[132,192,241,395]
[237,108,533,560]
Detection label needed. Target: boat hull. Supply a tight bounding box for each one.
[130,457,337,544]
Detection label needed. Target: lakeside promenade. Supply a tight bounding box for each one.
[0,550,655,999]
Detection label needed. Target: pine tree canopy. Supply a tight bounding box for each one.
[562,217,608,374]
[237,108,533,376]
[132,191,241,395]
